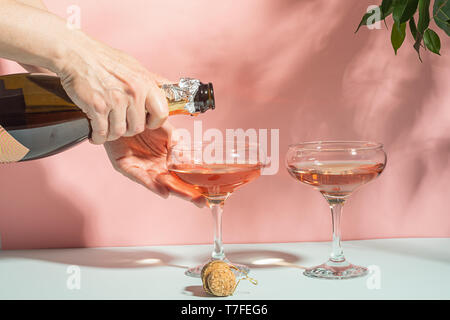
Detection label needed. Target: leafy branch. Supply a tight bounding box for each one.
[356,0,450,61]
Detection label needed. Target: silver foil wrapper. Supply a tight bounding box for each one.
[162,78,201,114]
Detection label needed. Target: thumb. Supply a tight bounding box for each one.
[153,74,175,87]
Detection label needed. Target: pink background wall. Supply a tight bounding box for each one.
[0,0,449,250]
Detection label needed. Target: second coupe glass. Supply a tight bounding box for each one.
[286,141,386,279]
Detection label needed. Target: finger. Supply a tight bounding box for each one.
[124,89,146,137]
[123,166,170,199]
[153,74,174,87]
[163,121,184,149]
[145,83,169,130]
[124,102,146,137]
[164,122,182,151]
[107,106,127,141]
[140,121,174,155]
[90,114,109,145]
[160,120,174,148]
[156,173,206,208]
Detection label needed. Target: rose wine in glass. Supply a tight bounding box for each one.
[168,140,265,277]
[169,163,262,196]
[286,142,387,279]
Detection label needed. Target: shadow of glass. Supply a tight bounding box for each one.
[182,285,216,298]
[0,248,188,269]
[194,249,305,269]
[181,285,252,298]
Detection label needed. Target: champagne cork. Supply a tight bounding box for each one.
[201,261,236,297]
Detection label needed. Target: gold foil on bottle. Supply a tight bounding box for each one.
[162,78,201,114]
[0,125,29,163]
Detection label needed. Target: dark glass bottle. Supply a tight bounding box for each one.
[0,73,214,162]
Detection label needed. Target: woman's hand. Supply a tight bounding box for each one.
[0,1,170,145]
[57,35,171,145]
[104,122,206,207]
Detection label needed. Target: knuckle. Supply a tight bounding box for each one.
[134,124,145,135]
[125,82,141,99]
[115,125,127,137]
[92,94,110,115]
[110,89,124,103]
[95,128,108,137]
[94,102,110,115]
[155,102,169,118]
[148,113,168,129]
[160,111,169,122]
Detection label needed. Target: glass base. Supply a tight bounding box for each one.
[303,259,368,280]
[185,258,250,278]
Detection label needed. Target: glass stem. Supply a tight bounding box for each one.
[329,201,345,263]
[210,200,225,260]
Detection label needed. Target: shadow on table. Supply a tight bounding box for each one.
[182,285,214,298]
[0,248,188,269]
[227,249,307,270]
[182,284,254,298]
[193,249,306,270]
[182,249,305,298]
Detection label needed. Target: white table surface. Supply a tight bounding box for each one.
[0,238,449,300]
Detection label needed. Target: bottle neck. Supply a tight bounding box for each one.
[193,83,215,113]
[0,73,215,131]
[162,78,215,115]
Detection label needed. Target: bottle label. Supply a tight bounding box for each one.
[0,125,30,163]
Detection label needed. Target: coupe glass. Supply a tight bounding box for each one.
[168,139,265,277]
[286,141,386,279]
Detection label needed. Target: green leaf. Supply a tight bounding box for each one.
[393,0,419,31]
[393,0,408,28]
[433,0,450,36]
[356,4,394,33]
[409,16,418,40]
[382,0,395,27]
[401,0,419,23]
[382,0,395,15]
[417,0,431,34]
[356,11,375,33]
[391,22,407,54]
[423,28,441,54]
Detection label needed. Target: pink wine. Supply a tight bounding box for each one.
[287,161,385,197]
[168,163,262,197]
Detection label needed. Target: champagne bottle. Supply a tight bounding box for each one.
[0,73,215,162]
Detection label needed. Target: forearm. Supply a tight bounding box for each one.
[14,0,52,73]
[15,0,47,9]
[0,0,84,73]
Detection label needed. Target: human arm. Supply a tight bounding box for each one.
[0,0,169,144]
